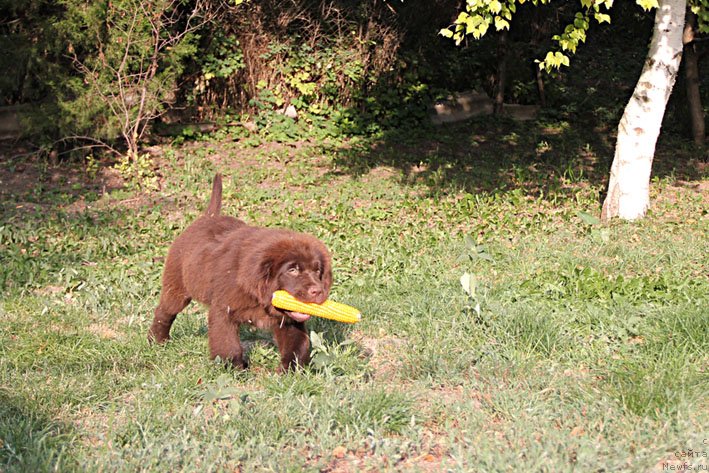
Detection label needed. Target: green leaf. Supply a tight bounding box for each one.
[477,250,495,262]
[478,21,490,38]
[501,5,513,19]
[439,28,454,38]
[558,51,570,67]
[311,352,333,369]
[495,17,510,30]
[601,229,611,243]
[310,331,324,349]
[460,272,477,297]
[577,210,601,225]
[636,0,659,10]
[594,13,611,24]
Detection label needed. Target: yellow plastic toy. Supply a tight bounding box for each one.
[272,290,361,324]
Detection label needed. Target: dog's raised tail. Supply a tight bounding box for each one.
[206,173,223,217]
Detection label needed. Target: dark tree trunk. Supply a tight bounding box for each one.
[535,66,546,107]
[530,9,548,107]
[683,10,705,147]
[494,30,509,115]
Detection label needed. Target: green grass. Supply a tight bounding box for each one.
[1,120,707,472]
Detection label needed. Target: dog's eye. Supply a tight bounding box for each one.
[287,265,300,276]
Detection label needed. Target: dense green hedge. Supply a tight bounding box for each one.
[0,1,704,152]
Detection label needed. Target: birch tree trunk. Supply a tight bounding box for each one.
[601,0,687,221]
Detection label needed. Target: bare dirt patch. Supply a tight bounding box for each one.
[87,323,122,340]
[351,331,406,380]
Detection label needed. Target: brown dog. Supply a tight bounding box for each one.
[148,174,332,371]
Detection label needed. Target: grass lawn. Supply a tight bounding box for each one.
[1,118,707,472]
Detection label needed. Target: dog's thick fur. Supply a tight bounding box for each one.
[148,174,332,371]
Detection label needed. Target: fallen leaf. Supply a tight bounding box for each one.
[332,446,347,459]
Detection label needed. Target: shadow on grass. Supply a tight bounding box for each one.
[0,203,163,293]
[0,391,75,471]
[0,151,186,294]
[321,112,706,206]
[311,5,705,202]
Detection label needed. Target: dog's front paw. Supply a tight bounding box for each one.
[147,326,170,344]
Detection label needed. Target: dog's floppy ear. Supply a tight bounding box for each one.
[319,244,333,295]
[237,248,278,308]
[253,256,277,307]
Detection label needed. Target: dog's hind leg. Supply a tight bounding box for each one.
[148,290,191,344]
[149,257,192,344]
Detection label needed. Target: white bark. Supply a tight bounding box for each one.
[601,0,686,221]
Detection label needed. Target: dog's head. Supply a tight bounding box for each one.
[244,231,332,321]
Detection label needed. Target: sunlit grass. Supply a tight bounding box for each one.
[1,123,707,471]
